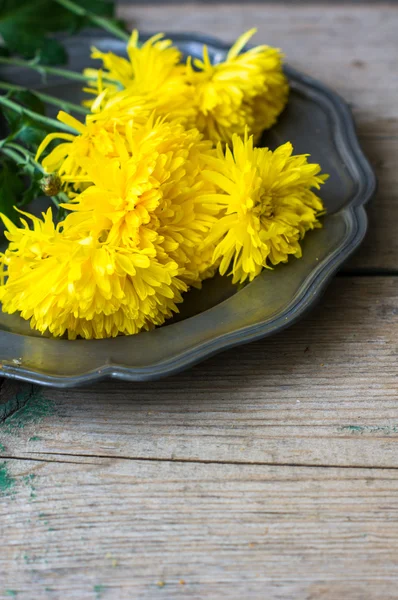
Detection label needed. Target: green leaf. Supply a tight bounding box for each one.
[0,0,120,64]
[20,170,43,206]
[0,0,69,34]
[0,19,68,65]
[15,121,51,150]
[2,105,20,133]
[33,37,69,66]
[77,0,115,18]
[2,93,50,152]
[0,159,24,223]
[3,117,51,153]
[9,90,45,116]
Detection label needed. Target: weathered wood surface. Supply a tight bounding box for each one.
[2,4,398,600]
[2,460,398,600]
[2,279,398,470]
[2,278,398,599]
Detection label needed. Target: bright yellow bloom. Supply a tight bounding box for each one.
[84,30,195,125]
[36,109,151,192]
[86,30,182,96]
[2,28,329,341]
[0,210,187,339]
[188,29,289,144]
[59,116,220,286]
[10,116,223,339]
[202,134,328,284]
[81,29,288,144]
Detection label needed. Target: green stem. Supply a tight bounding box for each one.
[0,95,77,133]
[0,56,89,83]
[0,81,88,115]
[54,0,129,42]
[49,188,69,217]
[1,144,61,210]
[0,145,27,166]
[0,56,122,89]
[57,191,69,202]
[51,196,61,209]
[5,142,46,173]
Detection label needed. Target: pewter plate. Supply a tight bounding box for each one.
[0,32,376,387]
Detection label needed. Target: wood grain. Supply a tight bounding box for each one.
[119,3,398,271]
[2,5,398,600]
[2,458,398,600]
[2,277,398,599]
[2,277,398,469]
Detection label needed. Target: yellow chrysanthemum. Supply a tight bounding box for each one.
[84,30,195,125]
[7,116,224,339]
[0,28,330,341]
[0,210,187,339]
[202,134,328,284]
[188,28,289,144]
[36,109,151,192]
[85,30,182,97]
[58,116,220,285]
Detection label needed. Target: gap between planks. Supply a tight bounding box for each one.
[4,452,398,472]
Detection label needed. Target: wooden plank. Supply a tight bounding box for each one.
[0,380,35,422]
[117,4,398,270]
[348,137,397,272]
[1,458,398,600]
[1,6,398,600]
[2,276,398,599]
[2,277,398,469]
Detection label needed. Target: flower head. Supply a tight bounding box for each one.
[86,30,183,96]
[188,29,289,144]
[0,210,187,339]
[24,115,222,338]
[202,133,328,284]
[84,30,194,125]
[52,116,220,285]
[35,109,151,192]
[0,28,329,341]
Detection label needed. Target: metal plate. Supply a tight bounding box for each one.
[0,32,376,387]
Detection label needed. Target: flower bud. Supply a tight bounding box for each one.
[40,174,61,196]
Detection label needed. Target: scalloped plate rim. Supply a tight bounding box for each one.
[0,32,376,387]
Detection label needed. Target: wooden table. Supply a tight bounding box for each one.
[1,4,398,599]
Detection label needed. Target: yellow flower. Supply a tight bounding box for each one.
[188,29,289,144]
[202,133,328,284]
[84,30,195,125]
[86,30,182,96]
[56,116,220,286]
[13,116,223,339]
[0,209,187,339]
[35,109,151,192]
